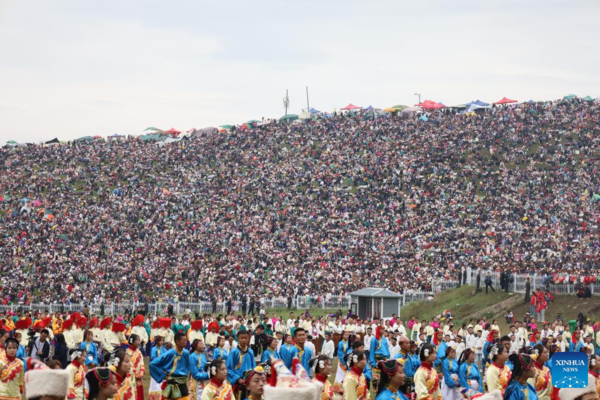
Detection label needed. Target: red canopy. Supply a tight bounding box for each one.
[416,100,445,110]
[341,103,362,110]
[493,97,517,105]
[164,127,181,137]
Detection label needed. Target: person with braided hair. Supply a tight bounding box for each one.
[85,367,118,400]
[504,353,538,400]
[309,354,333,400]
[126,334,145,400]
[374,359,408,400]
[201,359,234,400]
[104,347,134,400]
[485,343,511,396]
[342,350,368,400]
[528,345,552,400]
[189,339,210,400]
[441,347,461,400]
[413,343,441,400]
[457,348,483,398]
[66,348,87,400]
[589,354,600,398]
[0,338,25,400]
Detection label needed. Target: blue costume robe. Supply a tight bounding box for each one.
[375,387,409,400]
[504,380,539,400]
[369,337,390,368]
[337,340,349,360]
[261,348,281,363]
[190,352,209,382]
[151,345,165,361]
[505,358,514,371]
[226,346,256,385]
[150,348,205,382]
[396,352,420,379]
[290,344,313,377]
[442,358,459,389]
[458,362,483,393]
[435,342,448,367]
[80,340,99,366]
[569,341,582,352]
[280,344,295,369]
[17,345,27,371]
[212,347,229,361]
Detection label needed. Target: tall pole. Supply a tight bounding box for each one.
[414,93,421,104]
[283,89,290,116]
[306,86,310,111]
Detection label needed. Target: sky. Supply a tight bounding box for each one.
[1,0,599,143]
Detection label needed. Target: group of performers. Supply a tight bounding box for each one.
[2,310,600,400]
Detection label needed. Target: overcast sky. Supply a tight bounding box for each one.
[1,0,599,142]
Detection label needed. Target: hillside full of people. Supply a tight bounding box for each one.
[1,305,600,400]
[0,98,599,307]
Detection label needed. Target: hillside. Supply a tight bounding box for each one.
[400,285,600,333]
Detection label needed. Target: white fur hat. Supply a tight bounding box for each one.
[472,390,503,400]
[558,374,597,400]
[25,369,70,399]
[264,359,322,400]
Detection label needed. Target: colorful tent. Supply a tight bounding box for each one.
[75,136,93,141]
[392,105,408,111]
[144,127,162,132]
[383,107,396,112]
[416,100,445,109]
[163,128,181,137]
[280,114,299,121]
[563,94,577,100]
[308,108,321,114]
[340,104,362,110]
[493,97,517,105]
[219,125,233,130]
[582,96,594,102]
[467,100,490,107]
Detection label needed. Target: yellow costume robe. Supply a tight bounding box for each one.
[200,378,235,400]
[414,362,441,400]
[485,361,512,396]
[528,361,552,400]
[65,361,86,399]
[342,367,367,400]
[0,357,24,400]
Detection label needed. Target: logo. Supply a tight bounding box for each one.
[551,352,588,389]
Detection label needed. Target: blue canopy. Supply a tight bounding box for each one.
[467,99,490,107]
[364,105,374,110]
[309,108,321,114]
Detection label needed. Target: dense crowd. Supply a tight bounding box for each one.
[0,98,598,306]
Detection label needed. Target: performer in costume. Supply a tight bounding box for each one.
[189,339,210,400]
[85,367,118,400]
[240,366,266,400]
[433,331,446,367]
[148,335,165,400]
[310,354,333,400]
[279,334,295,369]
[213,337,229,362]
[414,343,441,400]
[201,359,235,400]
[342,350,368,400]
[80,331,99,368]
[485,343,512,396]
[189,321,204,348]
[150,332,206,400]
[289,328,313,377]
[569,331,582,353]
[441,347,461,400]
[458,347,483,398]
[504,353,538,400]
[334,330,351,394]
[130,316,148,355]
[227,329,256,399]
[528,345,552,400]
[374,359,409,400]
[105,348,134,400]
[126,334,145,400]
[66,348,87,400]
[261,336,281,363]
[0,338,25,400]
[369,327,390,388]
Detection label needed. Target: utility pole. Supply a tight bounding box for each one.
[283,89,290,115]
[306,86,310,111]
[414,93,421,104]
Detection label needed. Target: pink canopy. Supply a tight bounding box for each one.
[493,97,517,105]
[416,100,445,110]
[341,103,362,110]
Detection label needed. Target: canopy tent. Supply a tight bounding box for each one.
[383,107,396,113]
[340,103,362,110]
[163,128,181,137]
[392,105,408,111]
[364,105,374,110]
[308,108,321,114]
[493,97,517,105]
[448,104,467,109]
[467,99,490,107]
[144,127,163,132]
[563,94,577,100]
[467,104,489,112]
[582,96,594,102]
[139,134,163,141]
[109,133,122,137]
[192,127,218,137]
[6,140,17,144]
[416,100,445,109]
[92,135,103,139]
[75,136,93,141]
[299,111,314,120]
[219,125,233,130]
[279,114,299,122]
[45,138,60,144]
[247,120,260,125]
